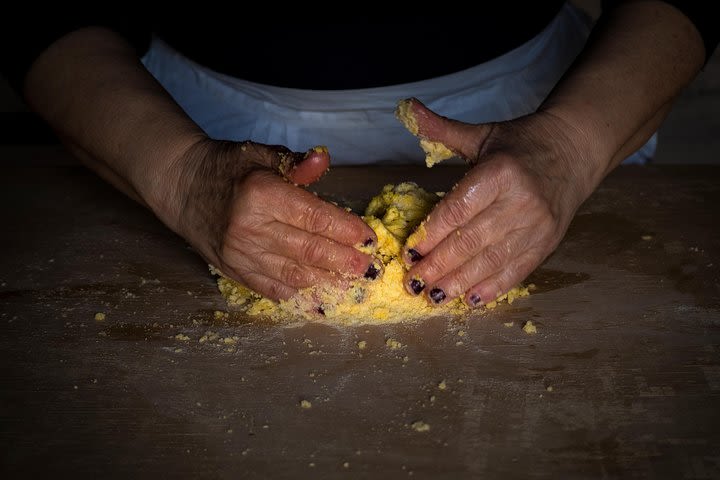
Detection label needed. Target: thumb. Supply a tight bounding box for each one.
[395,97,494,162]
[241,142,330,186]
[285,146,331,186]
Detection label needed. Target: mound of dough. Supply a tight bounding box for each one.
[212,182,530,325]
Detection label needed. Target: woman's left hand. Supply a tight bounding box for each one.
[401,98,599,307]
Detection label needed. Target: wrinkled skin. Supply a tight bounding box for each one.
[401,98,593,307]
[169,139,377,301]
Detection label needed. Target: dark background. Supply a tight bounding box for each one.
[1,0,718,163]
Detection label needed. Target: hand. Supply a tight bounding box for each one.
[401,98,597,307]
[158,139,377,301]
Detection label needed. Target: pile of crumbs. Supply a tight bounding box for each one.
[212,182,530,325]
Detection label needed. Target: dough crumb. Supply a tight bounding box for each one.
[94,312,105,322]
[503,322,514,328]
[357,340,367,350]
[438,380,447,391]
[300,400,312,409]
[343,462,350,469]
[522,321,537,335]
[386,338,403,349]
[641,234,654,241]
[411,421,431,432]
[546,385,554,392]
[175,333,190,341]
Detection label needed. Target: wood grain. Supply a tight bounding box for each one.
[1,150,718,479]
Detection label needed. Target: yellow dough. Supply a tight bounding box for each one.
[212,182,530,325]
[395,99,456,168]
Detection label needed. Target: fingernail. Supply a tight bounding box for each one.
[409,278,425,295]
[429,288,446,304]
[364,263,380,280]
[362,238,374,248]
[407,248,423,263]
[469,293,483,307]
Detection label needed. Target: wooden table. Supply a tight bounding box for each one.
[1,148,719,479]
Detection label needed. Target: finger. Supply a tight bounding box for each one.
[403,160,512,265]
[226,267,297,302]
[270,181,377,249]
[240,142,330,186]
[286,146,330,186]
[403,200,520,294]
[396,97,493,160]
[464,252,540,308]
[263,221,376,278]
[420,228,539,305]
[244,251,345,295]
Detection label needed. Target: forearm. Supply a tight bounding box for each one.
[540,0,705,197]
[23,27,206,226]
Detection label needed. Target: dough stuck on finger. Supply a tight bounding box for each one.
[211,183,530,324]
[395,99,456,168]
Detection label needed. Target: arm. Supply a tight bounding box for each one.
[400,1,708,306]
[22,27,376,301]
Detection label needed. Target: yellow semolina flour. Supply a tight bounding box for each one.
[212,182,530,325]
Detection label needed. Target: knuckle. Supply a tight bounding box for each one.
[280,261,306,287]
[441,199,469,229]
[264,281,286,301]
[304,207,333,234]
[421,256,446,283]
[299,238,328,266]
[450,227,484,258]
[483,242,507,272]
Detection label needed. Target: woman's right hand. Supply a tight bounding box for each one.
[154,139,378,301]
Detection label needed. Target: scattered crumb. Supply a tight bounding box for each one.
[457,330,466,337]
[455,341,464,346]
[300,400,312,409]
[503,322,514,328]
[429,395,436,403]
[402,356,409,363]
[213,310,228,320]
[175,333,190,341]
[94,312,106,322]
[227,429,233,434]
[546,385,554,392]
[438,380,447,390]
[308,463,315,468]
[522,321,537,335]
[357,340,367,350]
[411,421,431,432]
[641,234,654,241]
[343,462,350,469]
[386,338,403,349]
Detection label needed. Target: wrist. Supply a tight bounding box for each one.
[533,106,613,203]
[139,132,211,236]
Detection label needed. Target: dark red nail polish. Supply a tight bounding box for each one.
[410,278,425,295]
[316,306,325,316]
[407,248,423,262]
[362,238,374,247]
[429,288,446,304]
[364,263,379,280]
[469,293,482,306]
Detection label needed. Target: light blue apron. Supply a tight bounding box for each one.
[142,3,654,165]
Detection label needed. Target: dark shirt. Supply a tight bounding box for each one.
[2,2,718,92]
